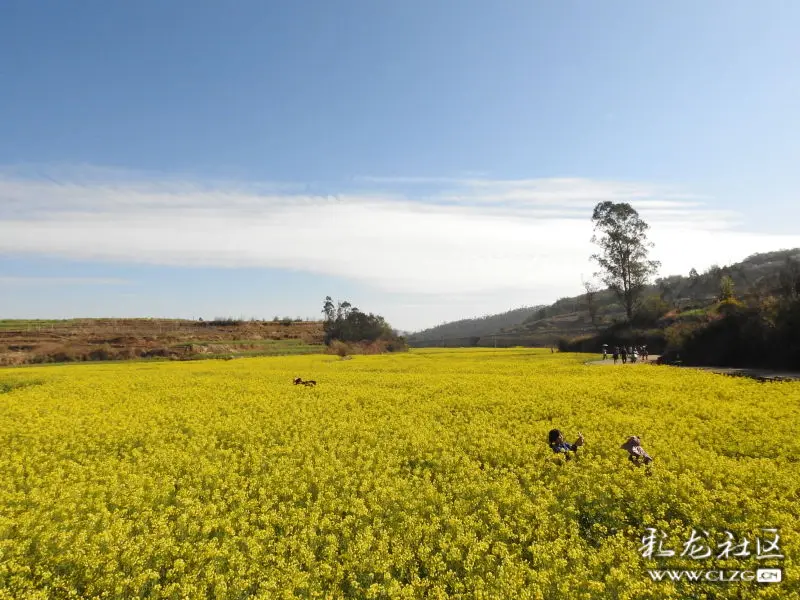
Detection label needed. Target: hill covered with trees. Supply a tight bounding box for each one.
[406,306,543,347]
[408,248,800,359]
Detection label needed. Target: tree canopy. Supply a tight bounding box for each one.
[590,201,660,320]
[321,296,396,344]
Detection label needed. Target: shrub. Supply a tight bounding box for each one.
[678,306,774,367]
[719,274,736,301]
[328,340,350,357]
[208,318,243,327]
[116,348,139,361]
[383,338,409,353]
[664,321,703,351]
[674,308,711,322]
[631,295,671,327]
[141,347,171,358]
[88,345,115,361]
[50,351,77,363]
[714,298,746,317]
[557,334,595,352]
[557,326,667,355]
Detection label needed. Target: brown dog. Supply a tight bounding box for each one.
[293,377,316,387]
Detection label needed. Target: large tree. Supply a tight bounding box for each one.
[590,202,660,320]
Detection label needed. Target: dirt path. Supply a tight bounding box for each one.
[585,355,800,382]
[686,365,800,382]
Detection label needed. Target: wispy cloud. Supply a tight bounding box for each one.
[1,166,798,297]
[0,276,132,286]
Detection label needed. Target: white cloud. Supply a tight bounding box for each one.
[0,276,132,286]
[1,168,799,306]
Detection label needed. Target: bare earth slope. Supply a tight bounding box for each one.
[0,319,325,366]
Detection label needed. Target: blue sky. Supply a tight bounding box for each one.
[2,1,800,331]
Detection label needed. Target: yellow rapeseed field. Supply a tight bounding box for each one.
[0,349,798,599]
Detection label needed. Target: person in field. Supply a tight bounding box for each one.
[621,435,653,466]
[620,346,628,364]
[548,429,584,458]
[602,344,608,360]
[612,346,619,364]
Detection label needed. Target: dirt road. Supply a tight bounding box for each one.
[586,355,800,382]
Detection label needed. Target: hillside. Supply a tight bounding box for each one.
[408,248,800,348]
[0,318,325,365]
[406,306,543,346]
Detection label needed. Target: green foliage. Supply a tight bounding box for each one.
[322,296,399,346]
[383,338,409,352]
[590,202,661,320]
[777,256,800,299]
[410,247,800,353]
[631,295,671,327]
[655,275,680,305]
[561,326,667,354]
[557,334,595,352]
[676,308,709,320]
[0,377,44,394]
[719,275,736,301]
[209,317,244,326]
[715,298,746,317]
[664,321,704,352]
[674,297,800,368]
[771,297,800,362]
[581,280,601,330]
